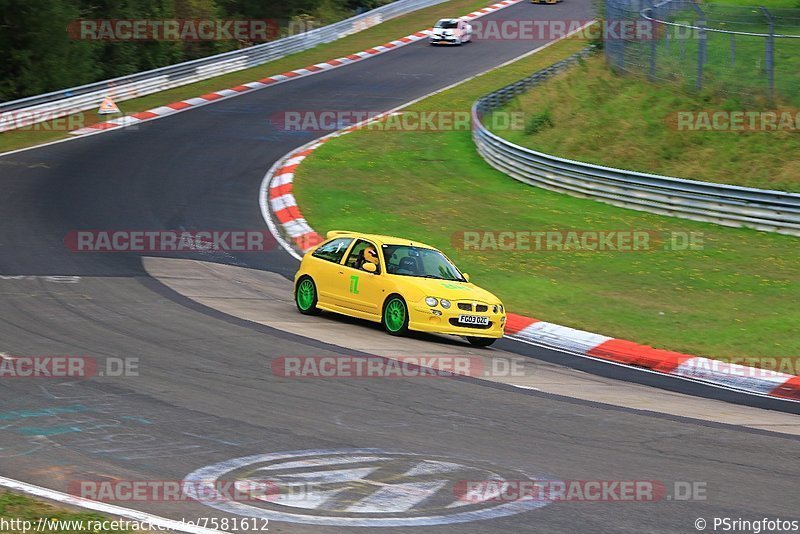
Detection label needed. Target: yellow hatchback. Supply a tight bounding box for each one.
[293,231,506,347]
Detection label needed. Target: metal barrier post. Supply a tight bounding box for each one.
[760,6,775,99]
[648,1,657,81]
[690,2,706,91]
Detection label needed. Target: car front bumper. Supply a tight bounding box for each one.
[429,36,460,44]
[408,304,505,338]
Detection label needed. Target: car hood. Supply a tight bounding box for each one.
[391,276,500,304]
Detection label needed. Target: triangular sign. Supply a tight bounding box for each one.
[98,96,120,115]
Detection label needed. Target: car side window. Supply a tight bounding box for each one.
[384,248,400,274]
[384,246,417,275]
[312,238,353,264]
[344,240,381,273]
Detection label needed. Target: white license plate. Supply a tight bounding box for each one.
[458,315,489,326]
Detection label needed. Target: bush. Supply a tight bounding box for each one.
[524,109,553,135]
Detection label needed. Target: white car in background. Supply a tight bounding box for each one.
[429,18,473,45]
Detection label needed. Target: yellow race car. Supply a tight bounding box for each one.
[293,231,506,347]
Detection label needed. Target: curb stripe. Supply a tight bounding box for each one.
[274,206,304,224]
[294,232,324,250]
[588,339,692,372]
[520,322,612,355]
[771,377,800,400]
[504,313,538,334]
[270,183,294,199]
[132,111,158,120]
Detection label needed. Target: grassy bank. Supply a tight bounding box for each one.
[294,38,799,360]
[490,54,800,192]
[0,492,135,534]
[0,0,495,154]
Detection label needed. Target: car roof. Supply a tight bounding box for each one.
[435,18,460,24]
[325,230,437,250]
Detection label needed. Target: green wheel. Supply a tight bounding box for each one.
[382,296,409,336]
[295,277,320,315]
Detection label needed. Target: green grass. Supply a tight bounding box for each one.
[294,37,800,360]
[0,492,135,534]
[491,55,800,192]
[0,0,495,154]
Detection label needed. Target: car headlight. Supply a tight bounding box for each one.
[440,299,451,309]
[493,305,498,314]
[425,297,438,307]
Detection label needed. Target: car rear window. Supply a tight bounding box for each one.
[312,238,353,263]
[436,20,459,29]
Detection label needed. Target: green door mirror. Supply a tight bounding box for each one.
[462,273,470,282]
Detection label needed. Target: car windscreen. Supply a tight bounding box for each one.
[382,245,465,281]
[435,20,459,29]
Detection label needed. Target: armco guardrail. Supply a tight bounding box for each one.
[0,0,447,133]
[472,49,800,236]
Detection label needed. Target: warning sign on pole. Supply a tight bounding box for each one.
[98,97,120,115]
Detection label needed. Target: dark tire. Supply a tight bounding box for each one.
[467,336,496,348]
[295,276,320,315]
[382,296,409,336]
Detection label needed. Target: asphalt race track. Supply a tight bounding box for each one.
[0,0,798,532]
